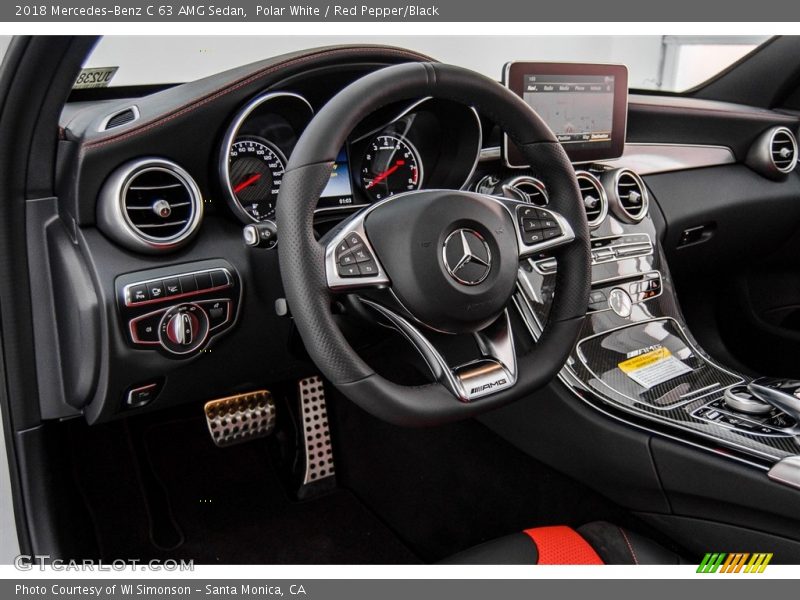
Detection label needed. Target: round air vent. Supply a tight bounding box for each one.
[746,126,798,180]
[98,158,203,253]
[500,175,548,206]
[603,168,648,223]
[575,171,608,228]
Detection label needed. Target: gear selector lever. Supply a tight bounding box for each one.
[748,377,800,421]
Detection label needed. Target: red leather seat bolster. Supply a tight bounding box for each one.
[524,525,605,565]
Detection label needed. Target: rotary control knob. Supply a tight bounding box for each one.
[158,303,209,355]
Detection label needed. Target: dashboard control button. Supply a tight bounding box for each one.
[129,284,149,304]
[589,290,607,305]
[210,269,229,288]
[130,311,164,344]
[199,300,232,330]
[337,263,361,278]
[359,260,378,276]
[163,277,181,297]
[178,274,198,294]
[195,272,213,290]
[147,280,166,300]
[125,382,160,408]
[158,303,209,355]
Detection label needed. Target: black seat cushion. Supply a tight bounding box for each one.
[443,521,683,565]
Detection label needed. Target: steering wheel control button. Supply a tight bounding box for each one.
[516,206,566,247]
[523,230,545,244]
[443,229,492,286]
[359,261,378,276]
[338,263,361,278]
[608,287,633,318]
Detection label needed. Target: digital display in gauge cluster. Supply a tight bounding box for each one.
[316,148,356,211]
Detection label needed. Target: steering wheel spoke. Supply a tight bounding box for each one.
[359,297,518,402]
[325,210,391,292]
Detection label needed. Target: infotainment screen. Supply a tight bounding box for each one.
[503,62,628,166]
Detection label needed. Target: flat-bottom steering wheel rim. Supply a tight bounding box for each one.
[277,62,591,426]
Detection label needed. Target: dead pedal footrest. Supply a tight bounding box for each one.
[204,390,276,447]
[298,376,336,485]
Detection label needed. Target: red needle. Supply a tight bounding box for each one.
[233,173,262,194]
[366,160,405,189]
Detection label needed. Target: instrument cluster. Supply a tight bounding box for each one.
[219,92,482,224]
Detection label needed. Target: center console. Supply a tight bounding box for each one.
[512,170,800,476]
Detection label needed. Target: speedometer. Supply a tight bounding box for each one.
[227,137,286,222]
[360,134,422,202]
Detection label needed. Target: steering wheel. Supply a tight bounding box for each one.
[276,62,591,426]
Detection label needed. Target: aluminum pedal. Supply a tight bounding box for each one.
[204,390,276,448]
[298,376,336,485]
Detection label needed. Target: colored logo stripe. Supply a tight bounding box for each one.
[697,552,772,573]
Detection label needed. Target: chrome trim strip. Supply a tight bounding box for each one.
[479,142,737,176]
[768,456,800,490]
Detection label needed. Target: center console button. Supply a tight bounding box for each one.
[724,384,773,415]
[608,288,633,318]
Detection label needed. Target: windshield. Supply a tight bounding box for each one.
[84,35,769,92]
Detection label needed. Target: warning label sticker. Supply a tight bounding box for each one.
[618,347,693,389]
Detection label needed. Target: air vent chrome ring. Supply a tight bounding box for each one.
[500,175,548,206]
[97,157,204,253]
[604,168,649,223]
[746,126,798,180]
[575,170,608,228]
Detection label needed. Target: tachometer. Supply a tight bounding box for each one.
[227,137,286,222]
[360,134,422,201]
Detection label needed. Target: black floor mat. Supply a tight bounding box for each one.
[71,415,419,564]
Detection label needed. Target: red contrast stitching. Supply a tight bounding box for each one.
[80,47,432,153]
[618,527,639,565]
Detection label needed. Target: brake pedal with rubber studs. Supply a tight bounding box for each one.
[297,376,336,497]
[204,390,276,448]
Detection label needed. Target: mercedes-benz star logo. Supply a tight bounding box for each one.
[442,229,492,286]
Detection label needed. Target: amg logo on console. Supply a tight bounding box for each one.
[470,378,508,395]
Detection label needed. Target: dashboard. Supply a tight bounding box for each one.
[45,43,800,475]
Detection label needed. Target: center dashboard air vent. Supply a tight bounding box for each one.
[746,126,798,180]
[98,158,204,253]
[575,171,608,228]
[603,168,649,223]
[501,175,548,206]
